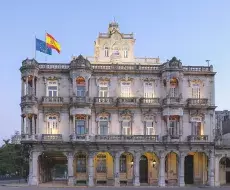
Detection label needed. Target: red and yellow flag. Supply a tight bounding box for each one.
[46,33,61,54]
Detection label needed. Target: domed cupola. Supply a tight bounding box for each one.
[70,55,91,70]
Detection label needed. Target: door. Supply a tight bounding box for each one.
[139,155,148,183]
[226,158,230,183]
[184,155,194,184]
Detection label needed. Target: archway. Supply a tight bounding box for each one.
[219,157,230,185]
[165,152,178,185]
[184,152,208,185]
[38,152,67,185]
[74,152,87,185]
[119,152,133,185]
[139,155,148,183]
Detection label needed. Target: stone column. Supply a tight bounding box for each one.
[73,115,76,135]
[208,151,215,186]
[179,116,183,140]
[113,152,120,187]
[32,77,35,96]
[88,152,95,187]
[178,152,185,187]
[26,77,28,95]
[133,151,140,186]
[21,116,24,134]
[167,115,170,140]
[31,115,35,139]
[67,152,74,186]
[215,155,220,186]
[158,151,165,187]
[21,78,24,96]
[29,151,40,185]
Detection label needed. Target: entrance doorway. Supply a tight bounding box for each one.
[184,155,194,184]
[139,155,148,183]
[226,158,230,183]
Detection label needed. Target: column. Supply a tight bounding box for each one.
[67,152,74,186]
[21,78,24,96]
[21,116,24,134]
[73,115,76,138]
[215,156,220,186]
[26,77,28,95]
[208,151,215,186]
[167,115,170,140]
[158,151,165,187]
[31,115,35,139]
[113,152,120,187]
[88,152,94,187]
[179,116,183,140]
[178,152,185,187]
[29,151,40,185]
[32,77,35,96]
[133,152,140,186]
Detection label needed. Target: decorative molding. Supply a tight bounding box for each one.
[43,112,61,122]
[96,111,111,122]
[118,74,134,81]
[119,109,133,121]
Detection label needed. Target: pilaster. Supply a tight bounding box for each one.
[178,152,185,187]
[67,152,74,186]
[133,151,141,186]
[208,151,215,187]
[158,151,165,187]
[88,152,95,187]
[29,151,40,185]
[113,152,120,187]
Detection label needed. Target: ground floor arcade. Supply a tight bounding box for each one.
[27,144,216,187]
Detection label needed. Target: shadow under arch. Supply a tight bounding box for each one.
[219,156,230,185]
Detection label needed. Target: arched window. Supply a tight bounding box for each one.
[76,77,85,97]
[120,154,127,172]
[76,154,86,172]
[75,115,86,135]
[170,78,178,97]
[104,47,109,57]
[99,116,109,135]
[47,115,59,134]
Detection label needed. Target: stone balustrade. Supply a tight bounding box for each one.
[42,96,63,104]
[41,134,63,141]
[187,135,208,142]
[187,98,208,107]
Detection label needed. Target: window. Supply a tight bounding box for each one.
[191,122,202,135]
[76,77,85,97]
[104,47,109,57]
[99,116,109,135]
[144,82,154,98]
[146,121,155,135]
[124,49,128,58]
[96,154,107,173]
[76,154,86,172]
[170,78,178,97]
[192,88,200,98]
[47,81,58,97]
[75,115,86,135]
[169,116,179,136]
[121,82,131,97]
[122,117,131,135]
[47,115,58,134]
[120,155,127,172]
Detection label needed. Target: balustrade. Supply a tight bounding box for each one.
[21,95,38,103]
[94,97,114,104]
[139,98,160,106]
[163,97,180,105]
[41,134,62,141]
[187,98,208,107]
[95,135,159,142]
[42,96,63,104]
[187,135,208,142]
[117,97,138,105]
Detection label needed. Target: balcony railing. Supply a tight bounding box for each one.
[162,135,180,141]
[187,98,208,107]
[70,134,91,141]
[41,134,63,141]
[139,98,160,106]
[70,97,92,104]
[21,95,38,103]
[117,97,139,106]
[187,135,208,142]
[42,96,63,104]
[162,97,181,105]
[94,97,114,104]
[95,135,159,142]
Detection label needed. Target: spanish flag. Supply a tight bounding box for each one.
[46,33,61,54]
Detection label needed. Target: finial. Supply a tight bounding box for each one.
[113,17,116,23]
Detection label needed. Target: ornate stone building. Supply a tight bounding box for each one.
[20,22,217,187]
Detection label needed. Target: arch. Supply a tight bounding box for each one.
[219,156,230,185]
[165,151,179,185]
[119,152,134,184]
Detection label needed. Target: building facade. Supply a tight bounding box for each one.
[20,22,217,187]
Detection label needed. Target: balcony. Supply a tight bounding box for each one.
[187,98,208,108]
[69,134,90,142]
[187,135,208,142]
[21,134,38,142]
[94,97,115,106]
[41,134,63,141]
[162,135,180,142]
[162,97,181,106]
[117,97,139,107]
[139,98,160,107]
[21,95,38,106]
[95,135,159,143]
[70,96,92,106]
[41,96,63,106]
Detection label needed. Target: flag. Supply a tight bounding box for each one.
[36,38,52,55]
[46,33,61,54]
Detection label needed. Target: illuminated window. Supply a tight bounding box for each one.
[75,115,86,135]
[121,82,131,97]
[191,122,202,135]
[170,78,178,97]
[122,116,131,135]
[99,81,109,97]
[76,77,85,97]
[47,115,59,134]
[47,81,58,97]
[124,48,128,58]
[145,121,155,135]
[96,154,107,173]
[192,88,200,98]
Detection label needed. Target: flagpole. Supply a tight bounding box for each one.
[34,35,37,60]
[45,31,47,62]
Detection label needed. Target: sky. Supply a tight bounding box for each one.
[0,0,230,141]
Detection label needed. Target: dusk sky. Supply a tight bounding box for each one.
[0,0,229,141]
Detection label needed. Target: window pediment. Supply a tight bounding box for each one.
[119,110,133,121]
[96,112,111,122]
[44,112,60,122]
